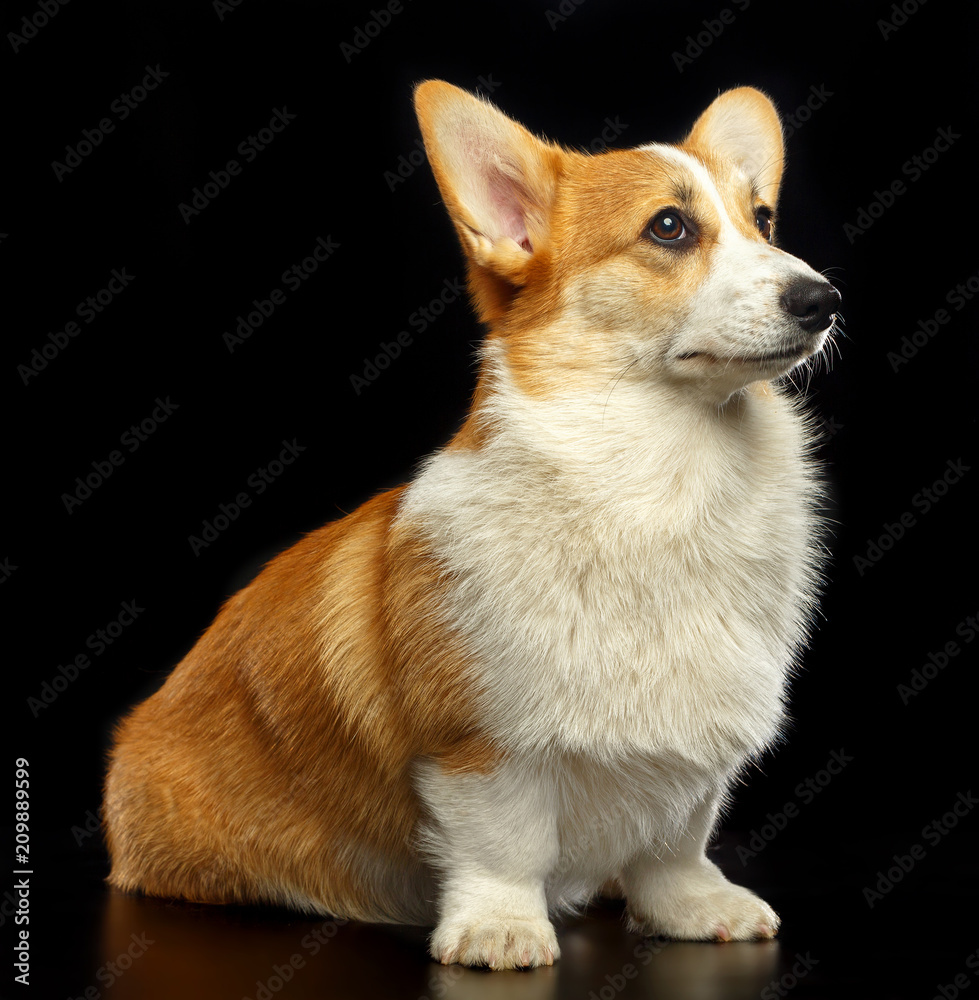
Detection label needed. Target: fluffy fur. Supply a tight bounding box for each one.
[104,82,839,969]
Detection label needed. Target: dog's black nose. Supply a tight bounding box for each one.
[780,279,841,334]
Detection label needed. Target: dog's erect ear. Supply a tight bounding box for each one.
[684,87,784,207]
[414,80,562,324]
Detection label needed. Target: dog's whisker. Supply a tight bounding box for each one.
[601,358,642,426]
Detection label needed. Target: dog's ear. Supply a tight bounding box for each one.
[414,80,562,325]
[684,88,784,207]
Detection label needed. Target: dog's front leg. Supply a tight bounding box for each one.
[620,788,780,942]
[416,758,560,969]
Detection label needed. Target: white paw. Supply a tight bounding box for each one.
[430,915,560,969]
[627,864,780,942]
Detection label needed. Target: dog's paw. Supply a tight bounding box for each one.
[430,915,560,969]
[627,868,779,942]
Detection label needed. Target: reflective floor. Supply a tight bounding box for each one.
[37,837,974,1000]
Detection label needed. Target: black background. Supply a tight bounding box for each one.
[6,1,978,998]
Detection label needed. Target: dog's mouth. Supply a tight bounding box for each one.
[676,341,814,366]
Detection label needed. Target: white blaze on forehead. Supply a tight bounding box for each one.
[637,142,743,240]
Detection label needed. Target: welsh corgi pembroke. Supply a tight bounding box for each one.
[104,82,840,969]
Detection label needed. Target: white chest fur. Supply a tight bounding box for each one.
[400,356,822,775]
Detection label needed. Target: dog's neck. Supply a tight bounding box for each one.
[444,338,805,522]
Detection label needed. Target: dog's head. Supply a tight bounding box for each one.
[414,82,840,404]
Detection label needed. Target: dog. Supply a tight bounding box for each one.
[103,81,839,969]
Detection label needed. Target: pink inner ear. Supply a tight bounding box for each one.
[487,167,532,252]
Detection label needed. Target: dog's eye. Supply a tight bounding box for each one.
[647,210,686,243]
[755,208,774,243]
